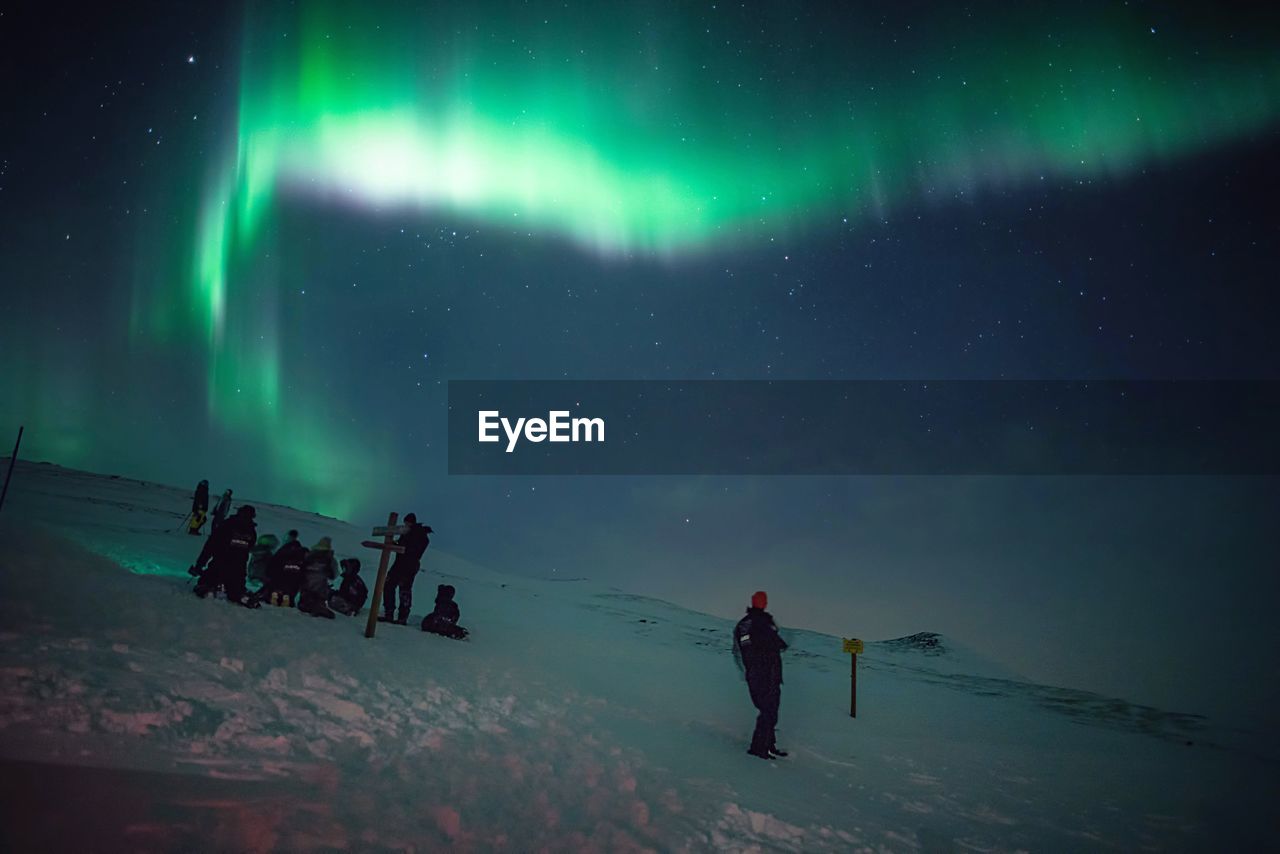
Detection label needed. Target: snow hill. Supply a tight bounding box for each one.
[0,461,1274,851]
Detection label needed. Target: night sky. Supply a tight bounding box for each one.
[2,2,1278,725]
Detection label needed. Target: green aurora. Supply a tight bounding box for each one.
[24,1,1280,515]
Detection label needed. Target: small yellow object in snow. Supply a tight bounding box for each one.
[842,638,864,655]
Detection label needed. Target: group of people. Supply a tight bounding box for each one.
[184,485,785,757]
[183,480,467,639]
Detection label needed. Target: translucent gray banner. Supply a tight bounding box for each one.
[447,381,1280,475]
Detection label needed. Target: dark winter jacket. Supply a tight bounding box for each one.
[395,523,431,566]
[732,608,788,687]
[266,540,308,595]
[192,481,209,514]
[331,560,368,614]
[301,549,338,599]
[195,513,256,573]
[430,585,460,625]
[421,584,466,638]
[247,534,279,585]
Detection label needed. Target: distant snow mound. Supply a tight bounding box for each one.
[877,632,947,655]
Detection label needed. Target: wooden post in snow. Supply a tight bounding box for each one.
[362,512,406,638]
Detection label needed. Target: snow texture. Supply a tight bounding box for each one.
[0,460,1275,851]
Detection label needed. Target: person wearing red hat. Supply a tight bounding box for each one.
[732,590,789,759]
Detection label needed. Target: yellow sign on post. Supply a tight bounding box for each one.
[842,638,863,717]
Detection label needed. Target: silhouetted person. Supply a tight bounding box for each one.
[192,505,258,607]
[420,584,468,639]
[380,513,431,624]
[298,536,338,619]
[188,479,209,535]
[732,590,788,760]
[329,558,368,616]
[260,529,306,606]
[210,489,233,532]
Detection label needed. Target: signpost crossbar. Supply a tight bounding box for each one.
[361,540,405,553]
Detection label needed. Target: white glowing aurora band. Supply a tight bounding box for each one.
[136,1,1280,511]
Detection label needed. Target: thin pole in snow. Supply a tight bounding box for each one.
[850,652,858,718]
[0,425,24,515]
[842,637,863,718]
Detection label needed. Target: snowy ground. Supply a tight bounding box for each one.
[0,460,1274,851]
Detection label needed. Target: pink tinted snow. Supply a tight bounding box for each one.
[432,804,463,839]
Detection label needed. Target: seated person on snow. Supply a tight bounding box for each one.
[329,558,368,616]
[258,529,306,606]
[420,584,468,639]
[298,536,338,619]
[247,533,279,588]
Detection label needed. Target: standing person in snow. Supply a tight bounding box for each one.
[380,513,431,625]
[210,488,233,532]
[298,536,338,619]
[329,558,368,616]
[420,584,468,639]
[247,533,279,588]
[732,590,789,760]
[188,479,209,535]
[191,505,259,607]
[259,529,306,606]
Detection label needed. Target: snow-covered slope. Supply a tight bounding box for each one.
[0,461,1274,851]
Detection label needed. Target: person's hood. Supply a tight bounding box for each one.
[435,584,455,603]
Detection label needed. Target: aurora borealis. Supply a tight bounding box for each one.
[3,1,1279,715]
[150,0,1280,506]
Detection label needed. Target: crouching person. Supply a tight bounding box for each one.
[420,584,468,639]
[192,505,259,608]
[259,530,306,606]
[247,533,279,588]
[329,558,368,616]
[298,536,338,619]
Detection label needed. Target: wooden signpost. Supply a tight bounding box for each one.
[362,513,407,638]
[842,637,864,717]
